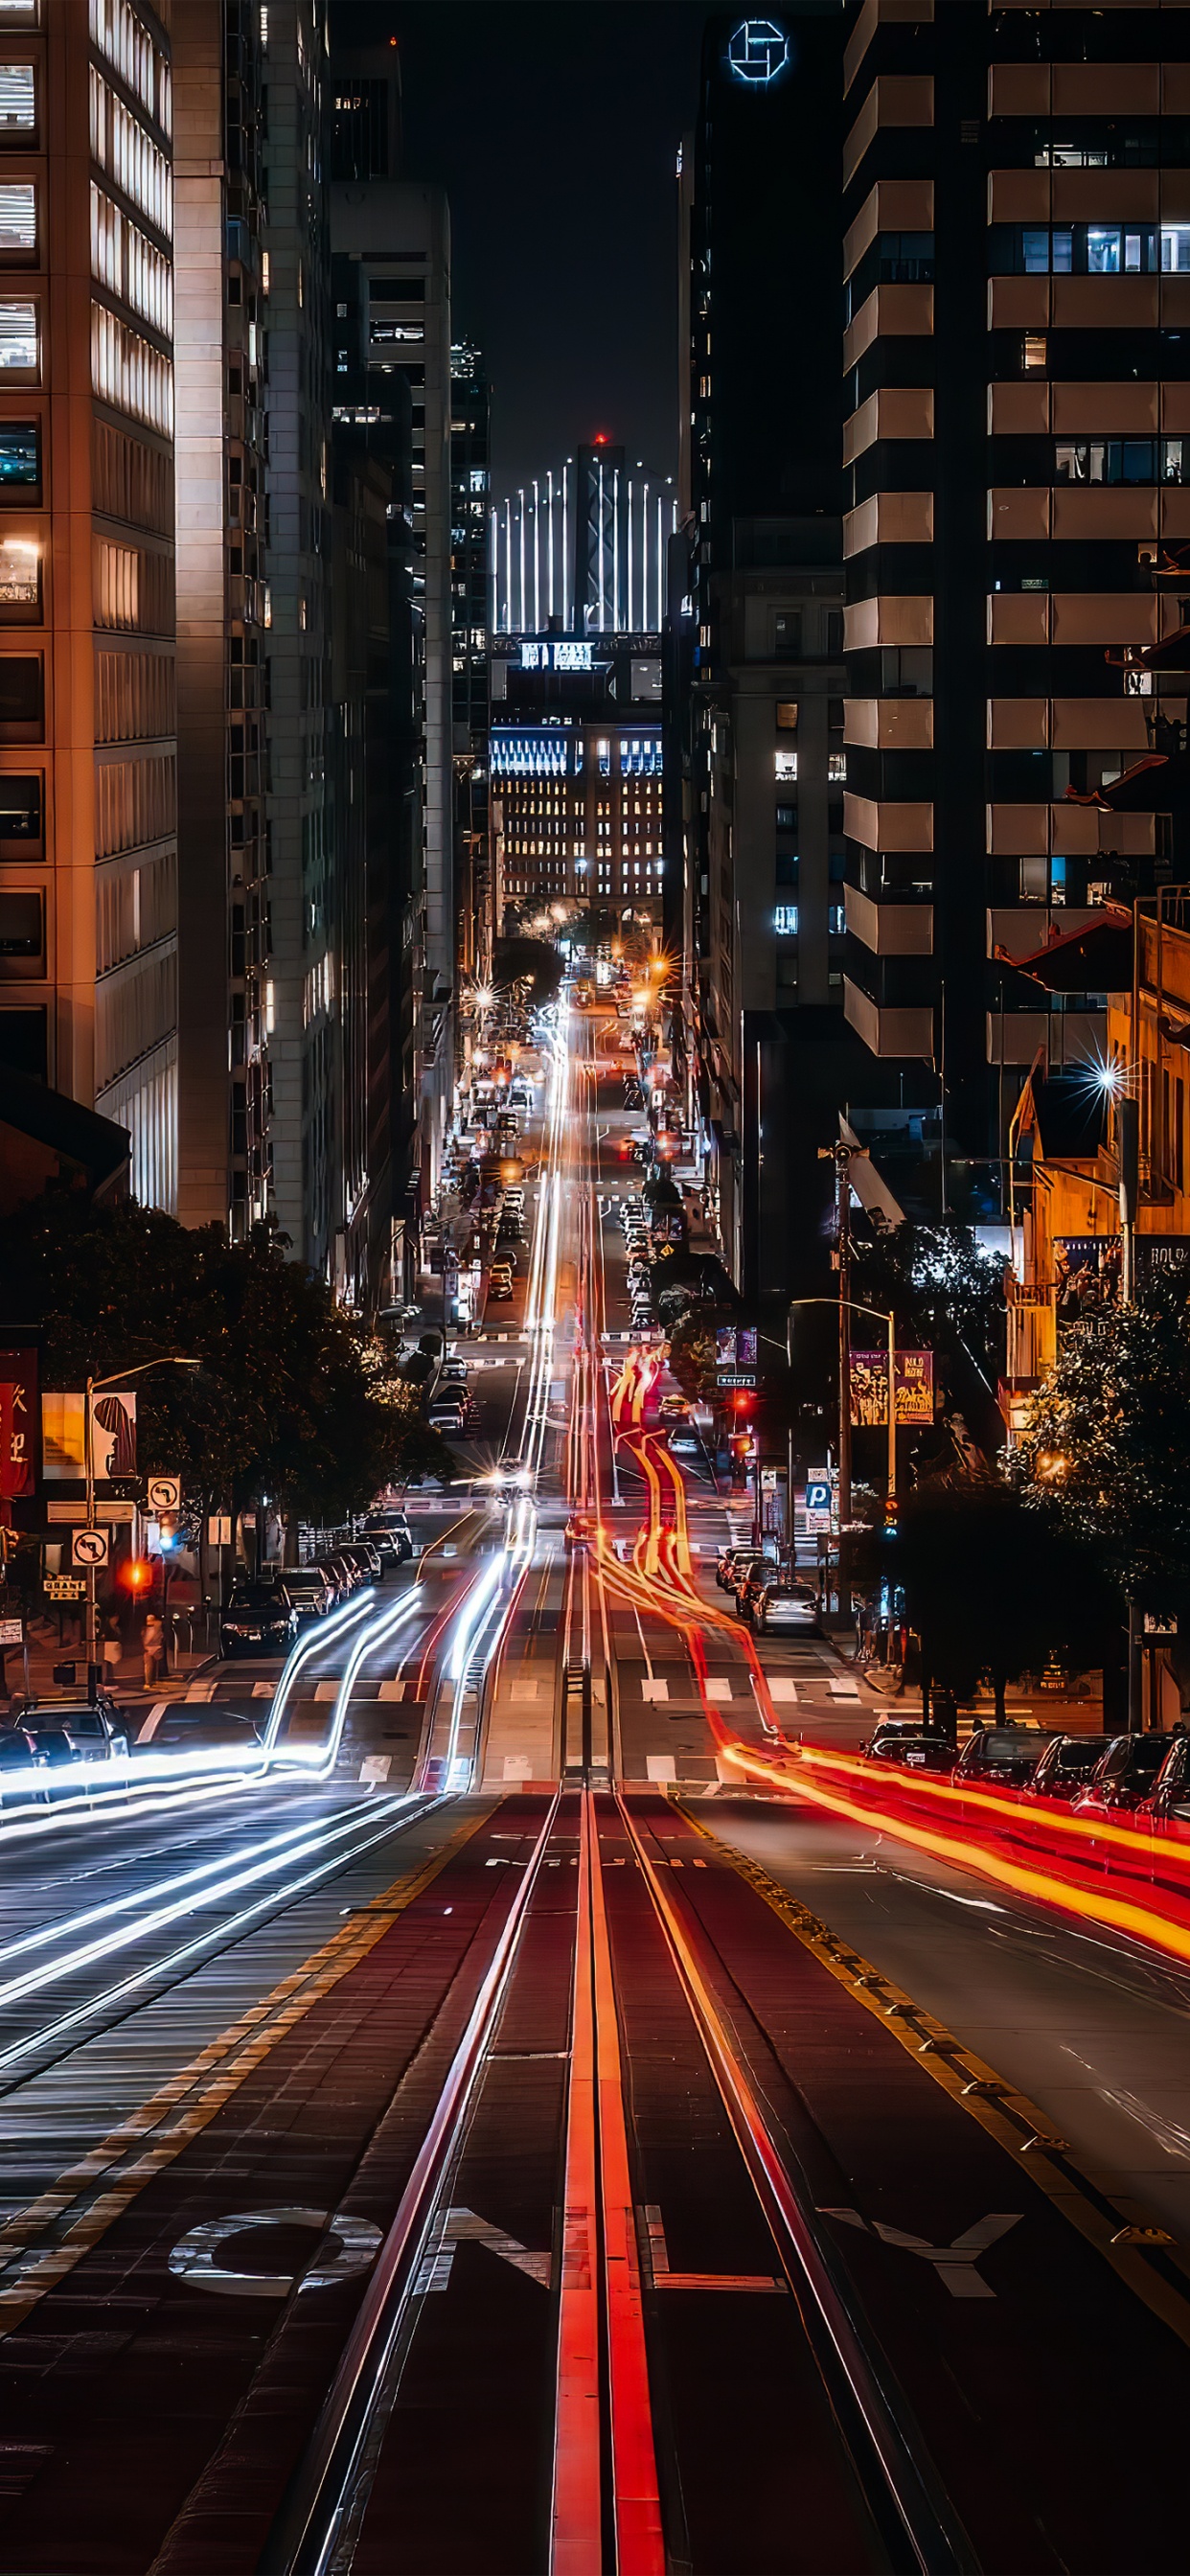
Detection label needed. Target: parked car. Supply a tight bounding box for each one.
[753,1580,818,1635]
[362,1508,414,1563]
[659,1394,690,1420]
[863,1730,953,1774]
[439,1359,469,1387]
[728,1552,774,1610]
[952,1725,1052,1791]
[14,1695,129,1772]
[738,1562,785,1623]
[337,1540,384,1586]
[1024,1733,1116,1803]
[1071,1733,1174,1820]
[428,1401,466,1433]
[135,1707,263,1754]
[497,1218,524,1245]
[219,1583,298,1659]
[314,1556,355,1606]
[283,1568,336,1624]
[488,1263,515,1302]
[717,1544,761,1589]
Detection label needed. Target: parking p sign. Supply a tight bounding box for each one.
[71,1526,109,1570]
[804,1476,834,1535]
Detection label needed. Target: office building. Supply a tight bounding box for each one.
[678,4,854,1299]
[173,0,269,1238]
[331,71,454,1199]
[840,0,1190,1197]
[450,337,491,990]
[0,0,177,1210]
[492,637,664,929]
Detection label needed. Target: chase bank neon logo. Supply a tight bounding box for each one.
[726,17,790,87]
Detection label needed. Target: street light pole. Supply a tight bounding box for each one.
[82,1355,198,1703]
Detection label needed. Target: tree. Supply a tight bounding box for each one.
[885,1473,1119,1718]
[854,1218,1006,1396]
[0,1191,448,1538]
[492,935,562,1000]
[668,1312,720,1407]
[1018,1282,1190,1621]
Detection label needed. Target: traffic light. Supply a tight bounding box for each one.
[118,1556,153,1595]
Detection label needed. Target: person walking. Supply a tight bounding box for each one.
[142,1609,164,1690]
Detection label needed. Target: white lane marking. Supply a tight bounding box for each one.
[641,1679,669,1702]
[415,2206,551,2294]
[821,2208,1022,2297]
[170,2205,381,2298]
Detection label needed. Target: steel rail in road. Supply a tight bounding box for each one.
[615,1790,976,2576]
[257,1788,564,2576]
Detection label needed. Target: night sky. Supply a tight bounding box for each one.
[332,2,714,500]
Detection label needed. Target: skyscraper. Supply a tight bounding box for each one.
[331,52,454,1200]
[679,4,854,1299]
[173,0,269,1238]
[450,338,491,991]
[0,0,177,1209]
[840,0,1190,1200]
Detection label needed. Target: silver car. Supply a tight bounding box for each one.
[754,1580,818,1635]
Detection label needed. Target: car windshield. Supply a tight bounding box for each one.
[227,1588,287,1612]
[1051,1736,1112,1772]
[32,1711,103,1736]
[1125,1739,1170,1778]
[973,1731,1046,1763]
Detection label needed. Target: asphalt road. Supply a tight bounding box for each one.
[0,995,1186,2572]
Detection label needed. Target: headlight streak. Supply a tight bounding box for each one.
[0,1789,442,2078]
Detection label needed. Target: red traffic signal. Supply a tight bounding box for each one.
[118,1555,153,1594]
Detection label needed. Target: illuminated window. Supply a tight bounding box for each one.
[775,701,798,730]
[774,904,798,936]
[0,180,34,254]
[775,749,797,781]
[0,296,36,375]
[0,63,34,129]
[1023,333,1047,373]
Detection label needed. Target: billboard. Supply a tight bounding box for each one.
[41,1391,137,1483]
[850,1350,934,1428]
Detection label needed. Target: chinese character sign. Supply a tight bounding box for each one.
[0,1348,35,1500]
[850,1350,934,1429]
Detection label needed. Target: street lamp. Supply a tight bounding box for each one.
[83,1355,199,1700]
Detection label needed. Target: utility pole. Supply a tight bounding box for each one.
[835,1144,853,1530]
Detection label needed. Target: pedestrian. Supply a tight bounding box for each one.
[101,1607,123,1683]
[142,1608,164,1690]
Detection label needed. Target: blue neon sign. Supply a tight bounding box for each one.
[726,18,790,87]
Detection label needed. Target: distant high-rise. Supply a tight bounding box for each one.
[841,0,1190,1199]
[450,339,492,990]
[173,0,270,1239]
[0,0,178,1210]
[679,4,853,1300]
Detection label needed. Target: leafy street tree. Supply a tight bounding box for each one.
[667,1312,720,1408]
[854,1217,1006,1396]
[0,1192,455,1542]
[1018,1280,1190,1626]
[883,1473,1120,1719]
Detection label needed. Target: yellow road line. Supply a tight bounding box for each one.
[678,1804,1190,2353]
[0,1805,491,2334]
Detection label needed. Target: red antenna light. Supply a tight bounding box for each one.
[592,430,610,447]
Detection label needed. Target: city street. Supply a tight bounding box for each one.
[0,997,1187,2571]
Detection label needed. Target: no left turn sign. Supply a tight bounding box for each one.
[71,1527,110,1570]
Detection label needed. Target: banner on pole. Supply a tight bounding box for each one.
[850,1350,934,1429]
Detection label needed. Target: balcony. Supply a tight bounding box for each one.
[847,886,934,954]
[844,978,934,1061]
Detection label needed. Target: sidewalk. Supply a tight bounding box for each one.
[10,1613,217,1708]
